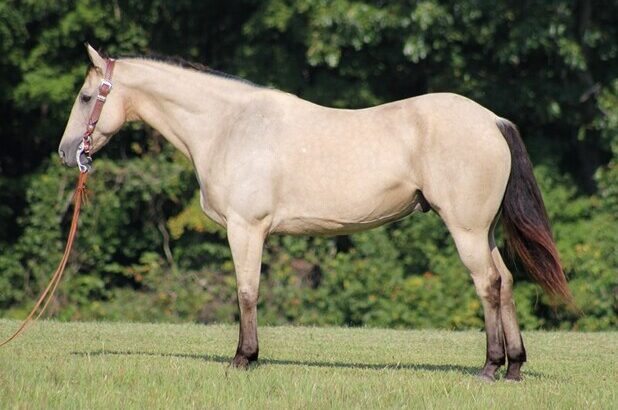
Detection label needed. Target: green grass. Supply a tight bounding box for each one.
[0,320,616,409]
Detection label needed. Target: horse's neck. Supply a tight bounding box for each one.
[120,60,254,157]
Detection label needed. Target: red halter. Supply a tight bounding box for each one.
[77,58,116,173]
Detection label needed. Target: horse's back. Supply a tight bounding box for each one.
[285,92,510,232]
[221,90,511,234]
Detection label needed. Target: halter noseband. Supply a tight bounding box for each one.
[76,58,116,173]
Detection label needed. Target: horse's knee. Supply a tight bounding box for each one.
[237,286,258,309]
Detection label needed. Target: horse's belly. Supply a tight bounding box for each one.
[271,182,422,235]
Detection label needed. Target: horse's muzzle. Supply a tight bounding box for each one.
[58,140,80,167]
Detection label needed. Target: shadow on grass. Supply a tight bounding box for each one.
[70,349,545,378]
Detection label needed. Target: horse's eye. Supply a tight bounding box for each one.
[80,94,92,103]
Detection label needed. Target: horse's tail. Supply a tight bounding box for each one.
[496,118,573,304]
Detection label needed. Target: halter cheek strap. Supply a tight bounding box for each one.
[77,58,116,173]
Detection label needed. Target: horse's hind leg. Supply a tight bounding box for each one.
[227,218,266,369]
[490,232,527,381]
[448,227,506,381]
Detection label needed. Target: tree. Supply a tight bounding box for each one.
[1,0,616,329]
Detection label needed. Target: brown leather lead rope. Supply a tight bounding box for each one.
[0,172,89,347]
[0,57,115,348]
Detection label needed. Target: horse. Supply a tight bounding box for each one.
[58,45,571,381]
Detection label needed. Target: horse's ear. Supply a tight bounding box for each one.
[85,43,106,72]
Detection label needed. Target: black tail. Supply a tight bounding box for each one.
[496,118,573,304]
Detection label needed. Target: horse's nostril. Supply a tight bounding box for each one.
[58,149,65,163]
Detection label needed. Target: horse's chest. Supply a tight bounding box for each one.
[197,183,228,228]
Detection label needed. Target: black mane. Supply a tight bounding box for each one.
[117,53,261,87]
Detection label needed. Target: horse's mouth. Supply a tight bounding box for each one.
[58,148,78,167]
[58,139,90,168]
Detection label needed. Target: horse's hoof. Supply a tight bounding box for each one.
[477,372,496,382]
[231,354,256,369]
[504,361,524,382]
[478,362,501,382]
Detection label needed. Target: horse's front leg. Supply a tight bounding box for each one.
[227,218,266,369]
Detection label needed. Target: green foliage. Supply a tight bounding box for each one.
[0,0,616,330]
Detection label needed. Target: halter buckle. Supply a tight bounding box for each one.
[100,79,113,92]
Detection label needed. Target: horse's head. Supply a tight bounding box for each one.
[58,45,127,167]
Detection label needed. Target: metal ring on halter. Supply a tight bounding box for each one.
[76,141,93,173]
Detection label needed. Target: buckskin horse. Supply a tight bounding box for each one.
[58,45,571,381]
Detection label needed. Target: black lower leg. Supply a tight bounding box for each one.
[480,332,506,381]
[231,307,259,369]
[505,336,526,381]
[479,279,505,381]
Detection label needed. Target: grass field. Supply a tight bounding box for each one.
[0,320,616,409]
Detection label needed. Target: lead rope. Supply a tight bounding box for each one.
[0,57,114,348]
[0,172,89,347]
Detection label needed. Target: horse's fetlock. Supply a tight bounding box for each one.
[487,351,506,367]
[236,344,259,361]
[487,342,506,365]
[507,347,527,363]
